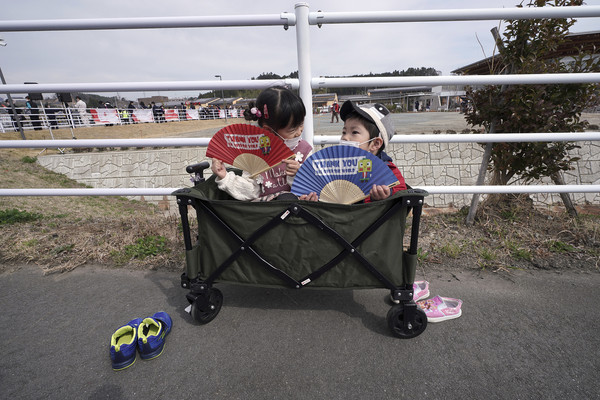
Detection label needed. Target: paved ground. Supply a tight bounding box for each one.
[1,264,599,399]
[189,111,600,138]
[188,112,476,138]
[313,111,474,135]
[315,110,600,135]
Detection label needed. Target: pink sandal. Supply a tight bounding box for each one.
[391,280,430,304]
[417,296,462,323]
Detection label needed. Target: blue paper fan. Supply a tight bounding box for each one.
[291,146,400,204]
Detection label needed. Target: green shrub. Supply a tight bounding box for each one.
[112,235,170,265]
[417,248,430,265]
[440,241,462,258]
[477,248,498,270]
[21,156,37,163]
[0,209,43,225]
[52,244,75,255]
[512,247,532,261]
[506,240,532,261]
[548,240,575,253]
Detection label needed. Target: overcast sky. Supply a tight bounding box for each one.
[1,0,599,101]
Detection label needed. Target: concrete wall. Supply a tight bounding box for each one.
[384,141,600,208]
[38,141,600,211]
[38,147,208,212]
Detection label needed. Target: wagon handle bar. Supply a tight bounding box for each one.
[186,161,210,174]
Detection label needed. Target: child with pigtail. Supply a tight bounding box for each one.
[210,86,315,201]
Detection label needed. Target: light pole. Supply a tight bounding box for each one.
[0,38,26,140]
[214,74,227,121]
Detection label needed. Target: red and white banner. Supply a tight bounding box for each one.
[164,109,180,121]
[186,109,199,120]
[90,107,231,124]
[90,109,120,124]
[132,109,154,123]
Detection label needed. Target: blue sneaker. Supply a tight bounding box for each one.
[110,317,143,371]
[137,312,172,360]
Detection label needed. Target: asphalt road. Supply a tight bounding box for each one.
[312,111,474,135]
[189,112,476,138]
[189,111,600,138]
[1,264,599,399]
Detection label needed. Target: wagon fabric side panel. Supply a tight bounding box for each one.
[184,177,412,289]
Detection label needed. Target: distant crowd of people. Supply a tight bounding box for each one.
[0,97,243,132]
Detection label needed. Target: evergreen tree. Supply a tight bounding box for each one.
[464,0,599,215]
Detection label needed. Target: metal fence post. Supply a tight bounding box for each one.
[294,2,314,148]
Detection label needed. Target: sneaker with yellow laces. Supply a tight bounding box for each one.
[137,312,173,360]
[109,317,143,371]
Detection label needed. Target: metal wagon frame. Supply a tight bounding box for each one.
[174,162,429,338]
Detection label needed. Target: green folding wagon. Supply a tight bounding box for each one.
[173,162,429,339]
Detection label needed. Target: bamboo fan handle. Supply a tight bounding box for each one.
[351,181,401,204]
[249,154,297,179]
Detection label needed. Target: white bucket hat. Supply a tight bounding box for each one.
[340,101,395,148]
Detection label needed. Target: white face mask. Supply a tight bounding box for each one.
[272,130,301,150]
[339,140,360,147]
[338,138,375,148]
[283,135,301,150]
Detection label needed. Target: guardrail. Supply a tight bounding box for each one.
[1,3,599,198]
[0,106,245,132]
[2,131,600,148]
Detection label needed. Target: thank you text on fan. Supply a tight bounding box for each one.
[224,134,262,150]
[312,157,365,176]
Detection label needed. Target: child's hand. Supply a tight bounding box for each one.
[211,158,227,179]
[299,192,319,202]
[283,158,300,176]
[369,184,391,201]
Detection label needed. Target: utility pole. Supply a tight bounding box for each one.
[214,75,227,121]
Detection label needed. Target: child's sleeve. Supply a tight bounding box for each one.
[215,171,262,201]
[388,162,407,192]
[363,161,407,203]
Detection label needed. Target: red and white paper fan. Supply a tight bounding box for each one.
[206,124,295,178]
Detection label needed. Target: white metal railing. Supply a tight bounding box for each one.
[1,185,597,198]
[3,92,300,132]
[1,4,600,198]
[312,73,600,88]
[0,14,297,31]
[0,106,244,132]
[308,6,600,24]
[2,132,600,149]
[0,79,298,94]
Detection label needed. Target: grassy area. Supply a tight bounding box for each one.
[1,119,599,275]
[417,199,600,273]
[0,152,185,274]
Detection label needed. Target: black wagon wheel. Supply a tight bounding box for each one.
[386,304,427,339]
[191,288,223,324]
